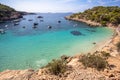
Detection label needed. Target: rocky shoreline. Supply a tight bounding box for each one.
[0,16,120,80]
[0,11,37,22]
[96,28,120,56]
[0,11,28,22]
[65,16,120,28]
[65,16,102,27]
[65,16,120,56]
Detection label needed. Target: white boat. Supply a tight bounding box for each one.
[13,19,21,22]
[48,25,52,29]
[0,29,5,34]
[5,25,8,27]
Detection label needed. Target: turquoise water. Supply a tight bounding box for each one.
[0,13,113,71]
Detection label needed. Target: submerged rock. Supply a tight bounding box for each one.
[22,26,26,28]
[86,29,96,32]
[70,31,83,36]
[40,20,44,22]
[93,42,96,45]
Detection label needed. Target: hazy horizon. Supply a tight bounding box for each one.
[0,0,120,13]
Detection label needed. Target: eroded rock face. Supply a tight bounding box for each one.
[70,31,83,36]
[0,11,23,21]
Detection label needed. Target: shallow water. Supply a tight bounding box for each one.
[0,13,113,71]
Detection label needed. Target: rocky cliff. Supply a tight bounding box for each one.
[0,3,26,22]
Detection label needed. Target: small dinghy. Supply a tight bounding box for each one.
[48,25,52,29]
[73,24,78,27]
[37,16,43,18]
[5,25,8,28]
[14,23,19,26]
[58,20,61,23]
[0,29,5,34]
[13,19,21,22]
[34,23,38,26]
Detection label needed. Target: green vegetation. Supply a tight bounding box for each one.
[79,54,108,71]
[0,3,15,11]
[45,58,67,75]
[101,51,110,59]
[0,3,22,22]
[70,6,120,26]
[117,41,120,51]
[0,3,15,19]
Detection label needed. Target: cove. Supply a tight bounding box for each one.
[0,13,113,71]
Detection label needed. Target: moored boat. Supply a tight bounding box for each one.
[33,23,38,26]
[5,25,8,27]
[13,19,21,22]
[0,29,5,34]
[14,23,19,26]
[58,20,61,23]
[37,16,43,18]
[48,25,52,29]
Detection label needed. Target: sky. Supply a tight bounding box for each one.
[0,0,120,13]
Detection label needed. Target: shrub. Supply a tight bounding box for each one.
[46,58,67,75]
[79,54,108,71]
[101,51,110,59]
[61,55,69,61]
[100,21,107,26]
[69,6,120,26]
[117,41,120,52]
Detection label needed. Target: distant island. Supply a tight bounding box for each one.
[66,6,120,27]
[0,5,120,80]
